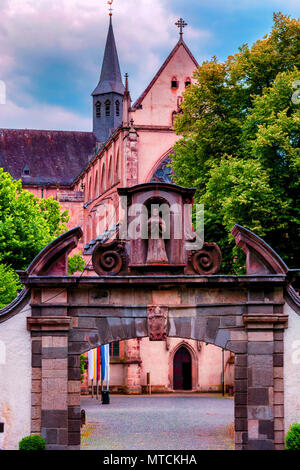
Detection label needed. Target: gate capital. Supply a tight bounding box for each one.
[243,314,288,329]
[27,316,72,332]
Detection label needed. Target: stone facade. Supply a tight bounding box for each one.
[25,275,288,450]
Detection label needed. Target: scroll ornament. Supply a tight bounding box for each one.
[190,242,222,275]
[92,241,125,276]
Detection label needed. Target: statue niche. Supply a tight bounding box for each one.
[146,204,169,265]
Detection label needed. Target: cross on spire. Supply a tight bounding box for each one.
[175,18,187,38]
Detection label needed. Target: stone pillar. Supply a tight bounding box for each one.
[234,353,248,450]
[124,338,142,394]
[273,329,285,450]
[67,354,82,449]
[228,330,248,450]
[243,314,288,450]
[28,317,71,450]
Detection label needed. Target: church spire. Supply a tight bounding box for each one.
[92,14,124,142]
[92,16,124,96]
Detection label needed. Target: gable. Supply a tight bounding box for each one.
[132,40,198,127]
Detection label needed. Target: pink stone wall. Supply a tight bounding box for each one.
[133,44,197,127]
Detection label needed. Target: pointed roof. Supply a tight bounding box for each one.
[92,17,125,96]
[132,38,198,109]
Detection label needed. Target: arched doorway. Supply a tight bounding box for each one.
[173,346,192,390]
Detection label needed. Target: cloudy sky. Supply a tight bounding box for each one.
[0,0,298,131]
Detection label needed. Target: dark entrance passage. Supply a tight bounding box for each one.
[173,346,192,390]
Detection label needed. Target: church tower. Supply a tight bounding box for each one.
[92,16,125,142]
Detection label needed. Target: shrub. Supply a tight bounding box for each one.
[285,423,300,450]
[19,435,46,450]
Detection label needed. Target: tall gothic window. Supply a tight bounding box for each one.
[95,101,101,118]
[116,100,120,116]
[105,100,111,116]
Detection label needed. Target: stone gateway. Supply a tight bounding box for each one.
[0,181,300,450]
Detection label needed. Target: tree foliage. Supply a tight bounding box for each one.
[0,169,69,307]
[173,13,300,271]
[68,251,85,276]
[0,263,22,309]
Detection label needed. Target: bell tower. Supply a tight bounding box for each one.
[92,13,125,142]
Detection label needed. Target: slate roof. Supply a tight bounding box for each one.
[0,128,97,186]
[92,17,125,97]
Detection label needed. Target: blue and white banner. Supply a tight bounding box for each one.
[101,344,110,388]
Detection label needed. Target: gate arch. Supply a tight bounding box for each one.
[1,183,298,450]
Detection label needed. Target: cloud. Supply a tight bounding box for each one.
[181,0,299,10]
[0,99,91,131]
[2,0,296,132]
[0,0,210,130]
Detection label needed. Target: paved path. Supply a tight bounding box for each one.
[81,394,234,450]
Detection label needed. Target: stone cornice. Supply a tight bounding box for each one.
[23,274,287,289]
[27,316,72,331]
[243,314,288,328]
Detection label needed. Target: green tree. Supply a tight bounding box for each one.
[68,251,85,276]
[172,13,300,271]
[0,263,22,309]
[0,169,69,307]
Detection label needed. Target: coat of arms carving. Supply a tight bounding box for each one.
[147,305,168,341]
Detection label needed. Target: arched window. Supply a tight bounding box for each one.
[171,77,178,89]
[95,101,101,118]
[89,176,92,201]
[116,100,120,116]
[101,163,106,192]
[185,78,191,88]
[105,100,111,116]
[94,171,98,199]
[115,149,120,180]
[108,156,113,186]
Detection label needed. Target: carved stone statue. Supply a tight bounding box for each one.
[146,207,168,264]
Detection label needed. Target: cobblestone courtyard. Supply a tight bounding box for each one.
[81,394,234,450]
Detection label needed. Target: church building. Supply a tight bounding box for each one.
[0,15,234,394]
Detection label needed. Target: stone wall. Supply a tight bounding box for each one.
[0,300,32,450]
[284,302,300,432]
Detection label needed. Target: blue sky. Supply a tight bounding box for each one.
[0,0,298,131]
